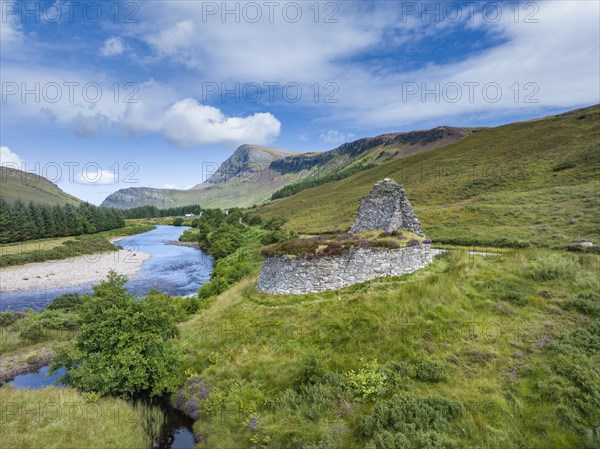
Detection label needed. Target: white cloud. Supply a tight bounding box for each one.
[99,37,125,57]
[130,0,599,128]
[0,146,24,167]
[320,130,356,143]
[76,169,117,185]
[163,183,178,189]
[159,99,281,147]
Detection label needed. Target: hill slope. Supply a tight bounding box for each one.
[101,128,471,209]
[0,167,80,206]
[256,105,600,247]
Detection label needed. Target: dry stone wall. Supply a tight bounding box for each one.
[256,245,433,294]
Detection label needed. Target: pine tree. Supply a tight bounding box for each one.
[0,198,14,243]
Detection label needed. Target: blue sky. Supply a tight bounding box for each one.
[1,0,599,204]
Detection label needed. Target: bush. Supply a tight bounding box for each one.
[175,376,211,419]
[564,292,600,317]
[0,311,19,327]
[261,230,294,245]
[19,320,49,342]
[47,293,85,311]
[264,216,287,231]
[51,271,181,397]
[207,224,242,259]
[244,214,263,226]
[360,393,464,437]
[346,359,387,402]
[18,310,80,342]
[413,360,449,383]
[296,357,327,387]
[172,217,184,226]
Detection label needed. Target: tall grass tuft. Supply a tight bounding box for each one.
[528,255,580,281]
[134,401,166,443]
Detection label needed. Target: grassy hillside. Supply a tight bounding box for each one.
[0,167,80,206]
[178,243,599,448]
[256,105,600,247]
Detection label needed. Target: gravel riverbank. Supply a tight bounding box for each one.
[0,247,151,293]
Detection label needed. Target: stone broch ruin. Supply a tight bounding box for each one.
[350,178,424,235]
[257,178,433,294]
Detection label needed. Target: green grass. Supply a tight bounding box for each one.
[0,387,161,449]
[0,224,154,268]
[176,248,599,448]
[0,167,80,206]
[255,105,600,247]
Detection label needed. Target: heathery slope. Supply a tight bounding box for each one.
[256,105,600,247]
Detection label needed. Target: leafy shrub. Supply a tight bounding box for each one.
[413,360,449,383]
[346,359,387,402]
[261,230,295,245]
[0,311,19,327]
[407,239,420,247]
[264,216,287,231]
[18,310,80,342]
[47,293,85,311]
[296,357,327,387]
[244,214,263,226]
[360,393,464,437]
[172,217,184,226]
[207,224,243,259]
[564,292,600,317]
[146,290,200,322]
[51,271,181,397]
[19,320,48,342]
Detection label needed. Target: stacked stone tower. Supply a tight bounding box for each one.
[349,178,423,236]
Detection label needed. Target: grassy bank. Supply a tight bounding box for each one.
[0,223,154,268]
[0,387,162,449]
[177,248,599,448]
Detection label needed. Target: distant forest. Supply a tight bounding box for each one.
[0,199,125,244]
[121,205,202,219]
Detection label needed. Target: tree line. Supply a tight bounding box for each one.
[0,199,125,244]
[271,162,376,200]
[122,204,202,219]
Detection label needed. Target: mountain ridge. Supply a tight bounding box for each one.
[100,126,472,209]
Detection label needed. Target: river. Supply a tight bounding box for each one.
[0,225,214,312]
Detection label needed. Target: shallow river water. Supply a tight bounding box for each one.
[0,225,214,312]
